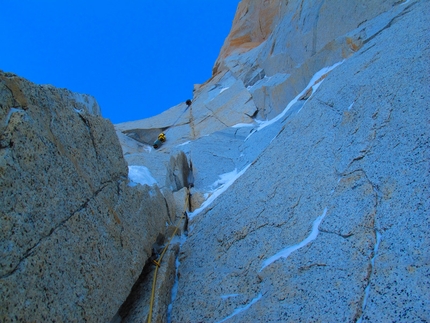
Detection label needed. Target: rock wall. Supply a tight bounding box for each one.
[213,0,405,120]
[15,0,426,321]
[169,0,429,322]
[110,0,430,321]
[0,72,173,322]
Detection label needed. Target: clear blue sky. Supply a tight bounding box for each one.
[1,1,240,124]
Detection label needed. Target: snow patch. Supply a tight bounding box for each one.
[167,233,188,323]
[143,145,153,153]
[260,208,328,271]
[217,293,262,323]
[167,256,181,323]
[71,93,99,115]
[189,164,251,220]
[245,61,344,140]
[220,87,229,94]
[128,166,157,187]
[347,102,354,111]
[4,108,25,127]
[176,140,191,147]
[232,123,255,128]
[211,169,240,190]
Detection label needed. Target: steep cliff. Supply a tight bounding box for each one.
[115,0,429,322]
[2,0,428,321]
[0,72,183,322]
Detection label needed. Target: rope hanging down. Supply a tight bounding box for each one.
[147,186,191,323]
[153,99,192,149]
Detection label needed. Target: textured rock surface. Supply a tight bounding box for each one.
[169,0,429,322]
[0,72,171,322]
[117,243,180,323]
[21,0,426,321]
[213,0,407,120]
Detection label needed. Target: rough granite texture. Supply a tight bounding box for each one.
[169,1,429,322]
[111,0,430,323]
[23,0,427,321]
[0,73,171,322]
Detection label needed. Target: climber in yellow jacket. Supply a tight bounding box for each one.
[153,132,166,149]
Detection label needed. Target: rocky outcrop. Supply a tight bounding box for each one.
[0,72,174,322]
[112,0,429,321]
[212,0,407,121]
[169,0,429,322]
[5,0,425,321]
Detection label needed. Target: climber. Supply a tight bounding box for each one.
[153,100,191,150]
[153,132,166,149]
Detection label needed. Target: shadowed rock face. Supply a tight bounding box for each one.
[0,72,172,322]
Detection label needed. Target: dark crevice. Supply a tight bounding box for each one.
[362,3,416,46]
[319,229,354,239]
[113,234,170,322]
[114,256,155,322]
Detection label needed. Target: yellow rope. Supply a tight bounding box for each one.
[147,188,190,323]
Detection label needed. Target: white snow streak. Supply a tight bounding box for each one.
[188,164,251,220]
[211,169,241,190]
[245,61,344,141]
[232,123,255,128]
[347,102,355,110]
[176,140,191,147]
[167,234,187,323]
[4,108,24,127]
[216,293,262,323]
[128,165,157,187]
[260,208,328,271]
[357,230,382,323]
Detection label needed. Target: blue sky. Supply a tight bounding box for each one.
[1,1,240,124]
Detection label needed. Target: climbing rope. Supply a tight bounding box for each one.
[153,100,192,149]
[147,187,191,323]
[165,100,192,136]
[148,103,194,322]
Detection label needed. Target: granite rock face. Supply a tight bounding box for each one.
[168,1,429,322]
[109,0,430,322]
[0,73,172,322]
[31,0,427,321]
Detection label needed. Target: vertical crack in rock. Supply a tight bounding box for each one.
[113,242,180,323]
[312,0,326,55]
[339,167,383,322]
[78,113,100,160]
[113,256,155,322]
[356,230,382,323]
[187,104,196,139]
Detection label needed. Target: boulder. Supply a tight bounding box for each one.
[0,72,170,322]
